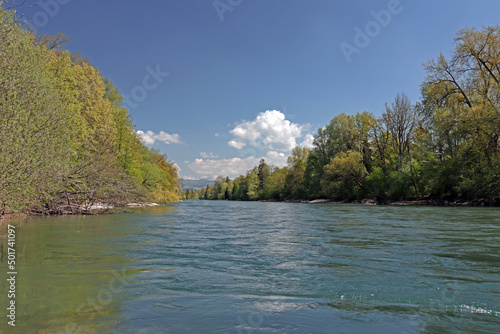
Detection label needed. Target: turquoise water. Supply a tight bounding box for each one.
[1,201,500,333]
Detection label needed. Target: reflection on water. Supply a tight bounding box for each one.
[0,206,178,333]
[0,202,499,333]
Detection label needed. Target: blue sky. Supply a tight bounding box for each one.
[13,0,500,179]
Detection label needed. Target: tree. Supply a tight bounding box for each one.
[304,129,329,198]
[257,159,270,192]
[262,167,287,200]
[56,57,122,207]
[246,170,259,200]
[104,78,144,180]
[325,113,359,154]
[0,9,69,211]
[355,111,376,170]
[0,10,183,213]
[0,0,36,10]
[382,93,418,167]
[35,32,72,51]
[423,26,500,198]
[323,151,368,199]
[284,147,310,199]
[305,112,373,198]
[204,185,210,199]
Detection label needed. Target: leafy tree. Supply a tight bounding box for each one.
[323,151,367,199]
[262,167,287,200]
[423,26,500,199]
[284,147,310,199]
[355,111,376,170]
[246,170,259,201]
[257,159,270,192]
[0,11,183,212]
[104,79,144,180]
[382,93,418,168]
[0,9,69,211]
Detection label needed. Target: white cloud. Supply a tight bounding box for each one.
[228,140,246,149]
[200,152,219,159]
[300,133,315,149]
[137,130,156,145]
[228,110,304,152]
[189,157,259,178]
[188,151,289,179]
[182,176,199,181]
[137,130,183,145]
[265,151,288,166]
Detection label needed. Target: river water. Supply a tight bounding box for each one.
[1,201,499,333]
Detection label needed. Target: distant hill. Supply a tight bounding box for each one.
[181,178,215,190]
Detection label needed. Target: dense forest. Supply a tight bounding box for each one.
[0,7,182,215]
[198,26,500,204]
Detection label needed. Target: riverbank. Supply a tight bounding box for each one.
[260,198,500,207]
[0,213,26,221]
[0,202,164,220]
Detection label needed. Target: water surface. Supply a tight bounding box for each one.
[1,201,499,333]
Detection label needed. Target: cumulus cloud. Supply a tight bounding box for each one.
[228,110,304,152]
[188,150,290,178]
[300,133,315,149]
[137,130,183,145]
[228,139,247,149]
[265,151,288,166]
[189,157,260,178]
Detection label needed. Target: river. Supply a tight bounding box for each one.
[1,201,499,333]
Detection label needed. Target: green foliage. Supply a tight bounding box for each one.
[365,167,388,199]
[323,151,367,200]
[0,9,69,212]
[105,78,144,180]
[142,149,182,203]
[246,171,259,201]
[212,176,230,200]
[422,25,500,200]
[257,159,270,191]
[262,167,287,200]
[284,147,309,199]
[0,9,181,214]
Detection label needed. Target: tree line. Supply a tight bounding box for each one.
[198,26,500,204]
[0,7,182,214]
